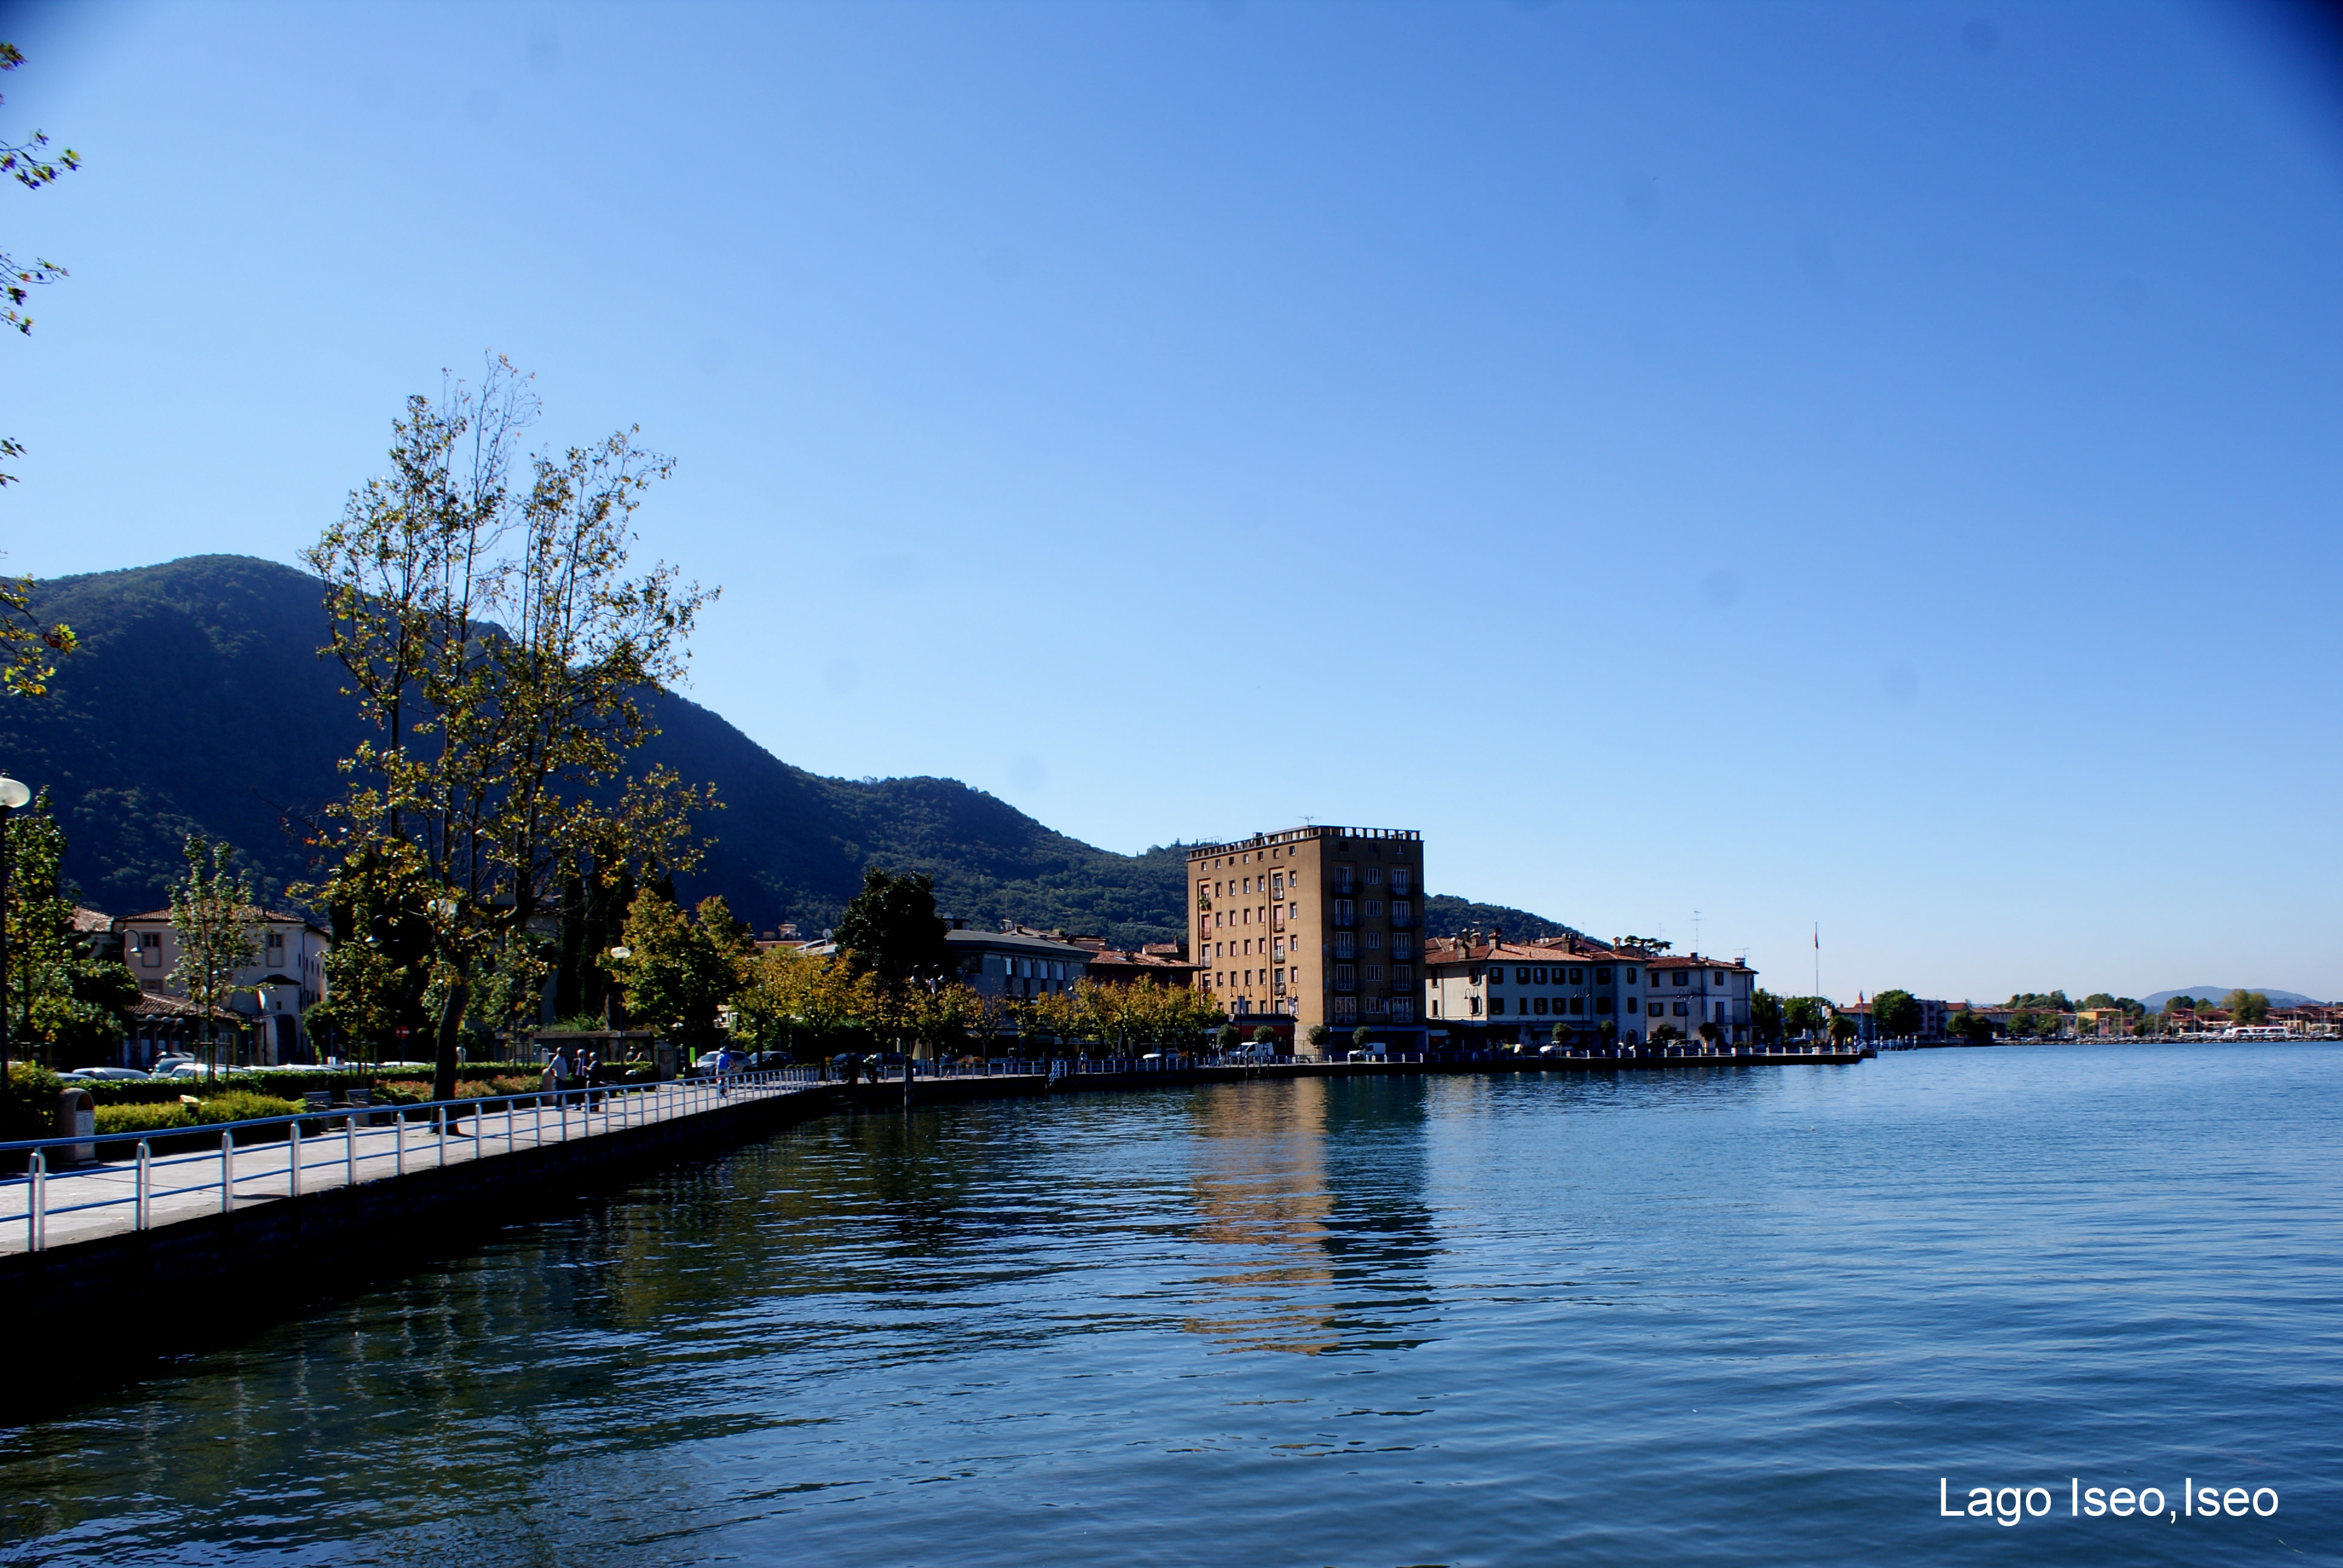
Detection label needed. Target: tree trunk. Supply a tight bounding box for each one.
[431,975,471,1103]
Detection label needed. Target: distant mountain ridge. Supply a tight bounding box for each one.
[2141,987,2322,1011]
[0,555,1574,948]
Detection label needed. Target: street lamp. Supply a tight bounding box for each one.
[604,946,631,1031]
[0,773,27,1085]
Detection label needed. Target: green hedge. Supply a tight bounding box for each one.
[94,1101,197,1136]
[73,1072,375,1108]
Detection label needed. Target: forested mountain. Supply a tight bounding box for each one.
[0,556,1570,947]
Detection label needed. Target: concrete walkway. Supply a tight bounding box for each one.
[1,1076,825,1257]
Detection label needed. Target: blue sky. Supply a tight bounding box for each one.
[2,0,2339,1002]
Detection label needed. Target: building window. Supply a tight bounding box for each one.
[1569,967,1584,983]
[1490,997,1506,1015]
[1469,997,1483,1016]
[1366,964,1382,981]
[1673,970,1687,987]
[1594,967,1611,984]
[1570,997,1585,1014]
[1366,930,1383,950]
[1392,870,1412,895]
[1515,967,1529,984]
[1596,997,1613,1014]
[1391,998,1415,1024]
[1534,998,1548,1014]
[1365,866,1382,885]
[1649,1002,1663,1017]
[1673,1001,1688,1016]
[1625,968,1638,984]
[1393,965,1412,987]
[1368,995,1388,1014]
[1335,932,1355,959]
[1334,867,1354,893]
[1336,964,1356,986]
[1365,900,1382,916]
[1532,967,1545,984]
[1333,997,1357,1021]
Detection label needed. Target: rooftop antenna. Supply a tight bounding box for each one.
[1693,909,1702,953]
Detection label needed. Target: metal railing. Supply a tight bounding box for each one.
[2,1067,826,1254]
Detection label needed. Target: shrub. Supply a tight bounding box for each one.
[2,1061,64,1141]
[94,1101,197,1136]
[453,1076,543,1100]
[189,1091,306,1125]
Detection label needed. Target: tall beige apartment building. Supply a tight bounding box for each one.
[1186,825,1429,1055]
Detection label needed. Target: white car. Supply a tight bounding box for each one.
[63,1067,152,1080]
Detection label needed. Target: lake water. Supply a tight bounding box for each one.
[1,1044,2336,1566]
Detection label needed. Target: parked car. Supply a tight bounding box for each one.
[62,1067,152,1080]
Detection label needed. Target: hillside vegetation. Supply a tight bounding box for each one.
[0,556,1571,947]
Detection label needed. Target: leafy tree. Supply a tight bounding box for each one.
[1827,1012,1858,1047]
[2080,992,2119,1011]
[1613,935,1672,953]
[2223,989,2270,1025]
[1749,988,1784,1045]
[1351,1027,1372,1050]
[1251,1025,1276,1047]
[833,866,954,1053]
[309,835,436,1063]
[2,792,136,1067]
[0,41,79,492]
[611,889,754,1052]
[1213,1022,1240,1053]
[1872,988,1922,1039]
[736,943,864,1054]
[1306,1022,1330,1053]
[301,360,713,1101]
[1697,1020,1720,1046]
[834,867,952,993]
[0,572,73,697]
[168,833,259,1069]
[1947,1009,1997,1044]
[1650,1022,1685,1046]
[1782,995,1827,1039]
[2005,990,2073,1014]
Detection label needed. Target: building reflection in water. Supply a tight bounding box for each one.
[1181,1078,1438,1355]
